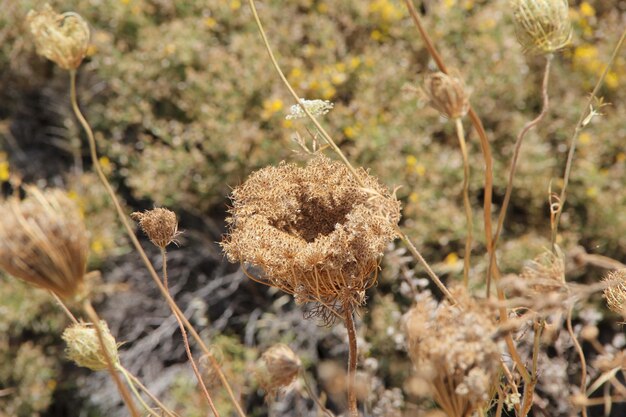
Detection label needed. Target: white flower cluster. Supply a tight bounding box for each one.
[285,99,334,120]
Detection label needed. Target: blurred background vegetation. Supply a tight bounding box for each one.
[0,0,624,416]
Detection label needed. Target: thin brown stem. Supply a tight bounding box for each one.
[83,300,140,417]
[551,28,626,250]
[68,70,245,417]
[300,369,334,417]
[124,368,179,417]
[49,290,79,325]
[567,304,588,417]
[343,302,358,417]
[487,54,553,295]
[161,248,220,417]
[455,118,473,287]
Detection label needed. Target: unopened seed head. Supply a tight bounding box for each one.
[131,208,179,249]
[26,4,90,70]
[286,99,334,120]
[0,186,89,299]
[423,72,470,119]
[256,344,301,396]
[603,269,626,317]
[62,321,119,371]
[512,0,572,55]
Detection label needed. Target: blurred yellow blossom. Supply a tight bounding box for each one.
[579,2,595,18]
[444,252,459,265]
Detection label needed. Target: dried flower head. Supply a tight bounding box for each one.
[222,155,400,323]
[423,72,470,119]
[519,248,565,292]
[603,269,626,317]
[131,208,179,249]
[62,321,119,371]
[404,288,500,417]
[286,99,334,120]
[26,4,90,70]
[256,344,302,397]
[0,186,89,299]
[512,0,572,54]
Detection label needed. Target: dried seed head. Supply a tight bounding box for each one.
[519,248,565,292]
[603,269,626,317]
[512,0,572,55]
[199,346,224,389]
[286,99,334,120]
[62,321,119,371]
[131,208,179,249]
[0,186,89,299]
[26,4,90,70]
[423,72,470,119]
[256,344,301,397]
[404,288,500,414]
[222,155,401,322]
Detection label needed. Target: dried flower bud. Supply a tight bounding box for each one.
[519,248,565,293]
[423,72,470,119]
[62,321,119,371]
[286,99,334,120]
[256,344,301,396]
[26,4,90,70]
[131,208,179,249]
[603,269,626,317]
[0,186,89,299]
[512,0,572,55]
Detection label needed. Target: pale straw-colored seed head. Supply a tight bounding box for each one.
[26,4,90,70]
[62,321,119,371]
[256,344,302,396]
[286,99,334,120]
[131,208,179,249]
[0,186,89,299]
[512,0,572,55]
[221,155,401,323]
[519,247,566,293]
[603,269,626,317]
[423,72,470,119]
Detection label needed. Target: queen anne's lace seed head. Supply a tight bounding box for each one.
[26,4,90,70]
[423,72,470,119]
[286,99,334,120]
[256,344,302,397]
[62,321,119,371]
[603,269,626,318]
[512,0,572,55]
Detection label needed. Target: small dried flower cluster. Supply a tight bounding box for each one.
[511,0,572,54]
[222,155,400,322]
[0,187,89,299]
[286,99,334,120]
[131,208,179,249]
[404,288,500,417]
[62,321,119,371]
[519,248,565,293]
[255,344,302,397]
[603,269,626,317]
[26,4,90,70]
[423,72,470,119]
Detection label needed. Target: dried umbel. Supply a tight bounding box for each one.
[62,321,119,371]
[256,344,302,396]
[519,248,565,292]
[423,72,470,119]
[131,208,179,249]
[26,4,90,70]
[0,187,89,299]
[512,0,572,54]
[222,155,400,321]
[404,288,500,417]
[603,269,626,317]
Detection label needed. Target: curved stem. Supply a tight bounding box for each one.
[125,369,179,417]
[455,118,473,287]
[567,304,588,417]
[486,55,553,295]
[83,300,140,417]
[247,0,451,303]
[68,70,245,417]
[300,369,334,417]
[161,248,220,417]
[49,290,79,325]
[343,302,358,417]
[118,366,161,417]
[551,28,626,250]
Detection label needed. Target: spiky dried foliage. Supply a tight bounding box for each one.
[222,155,400,322]
[256,344,302,397]
[404,288,500,417]
[62,321,119,371]
[0,187,89,299]
[26,4,90,71]
[423,72,470,119]
[519,248,566,292]
[512,0,572,55]
[131,208,179,249]
[603,269,626,317]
